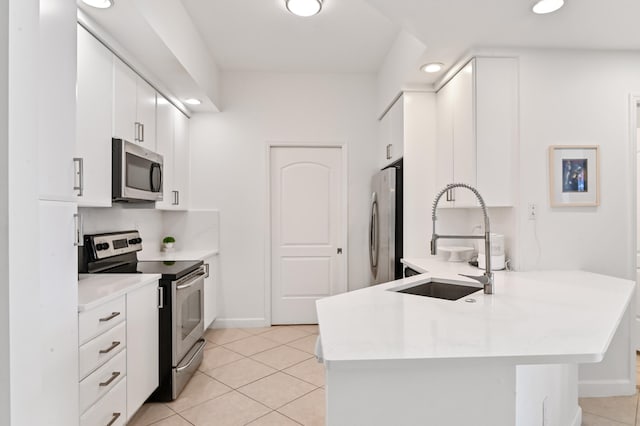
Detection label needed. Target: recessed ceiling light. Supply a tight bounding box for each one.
[81,0,114,9]
[184,98,201,105]
[420,63,444,73]
[532,0,564,14]
[286,0,323,17]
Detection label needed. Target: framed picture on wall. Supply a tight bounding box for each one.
[548,145,600,207]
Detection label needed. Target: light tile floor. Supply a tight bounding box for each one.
[128,325,324,426]
[129,328,640,426]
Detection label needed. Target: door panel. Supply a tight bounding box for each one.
[282,257,331,296]
[281,163,330,244]
[271,146,344,324]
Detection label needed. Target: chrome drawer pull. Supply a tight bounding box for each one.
[99,341,121,354]
[106,412,121,426]
[99,312,120,322]
[99,371,120,387]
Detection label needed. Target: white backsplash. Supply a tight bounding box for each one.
[79,206,219,252]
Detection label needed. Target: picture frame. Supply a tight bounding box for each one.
[548,145,600,207]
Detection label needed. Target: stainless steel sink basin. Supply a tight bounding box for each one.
[394,281,481,301]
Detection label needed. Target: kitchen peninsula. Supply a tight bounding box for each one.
[316,258,635,426]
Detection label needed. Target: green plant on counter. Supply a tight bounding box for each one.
[162,236,176,244]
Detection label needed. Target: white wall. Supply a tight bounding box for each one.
[80,207,219,253]
[510,49,640,396]
[3,0,46,423]
[516,49,640,279]
[0,0,9,421]
[189,71,379,327]
[376,31,426,117]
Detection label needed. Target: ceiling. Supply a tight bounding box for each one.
[78,0,640,112]
[181,0,399,73]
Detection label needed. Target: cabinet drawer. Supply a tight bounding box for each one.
[80,349,127,414]
[80,378,126,426]
[79,296,126,345]
[79,321,126,380]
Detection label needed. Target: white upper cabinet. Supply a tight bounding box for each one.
[38,0,77,202]
[76,25,113,207]
[113,58,157,150]
[435,57,517,207]
[379,96,404,168]
[172,107,190,209]
[156,95,190,211]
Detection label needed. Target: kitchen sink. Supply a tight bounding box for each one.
[394,281,481,301]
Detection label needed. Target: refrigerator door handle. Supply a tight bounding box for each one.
[369,193,379,272]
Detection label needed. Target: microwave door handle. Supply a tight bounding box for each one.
[150,163,162,192]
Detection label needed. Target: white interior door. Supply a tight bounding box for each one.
[271,146,345,324]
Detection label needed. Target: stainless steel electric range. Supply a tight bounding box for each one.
[79,230,207,401]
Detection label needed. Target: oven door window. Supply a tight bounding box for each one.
[173,272,205,363]
[126,153,162,193]
[180,288,202,340]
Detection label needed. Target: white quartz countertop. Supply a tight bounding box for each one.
[316,258,635,365]
[137,248,219,261]
[78,273,161,312]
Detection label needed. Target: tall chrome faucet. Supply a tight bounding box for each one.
[431,183,494,294]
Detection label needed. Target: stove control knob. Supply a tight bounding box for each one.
[96,243,109,251]
[128,239,136,244]
[135,238,142,244]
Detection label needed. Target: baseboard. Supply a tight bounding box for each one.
[578,378,636,397]
[570,406,582,426]
[208,317,270,329]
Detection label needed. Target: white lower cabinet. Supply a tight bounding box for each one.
[203,255,219,328]
[40,201,79,426]
[78,280,159,424]
[79,350,127,414]
[126,282,160,421]
[80,379,127,426]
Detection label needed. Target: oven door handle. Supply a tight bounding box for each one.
[176,339,206,372]
[176,271,206,290]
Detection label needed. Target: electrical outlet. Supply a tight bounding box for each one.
[528,203,537,220]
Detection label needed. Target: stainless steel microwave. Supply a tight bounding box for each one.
[112,138,163,202]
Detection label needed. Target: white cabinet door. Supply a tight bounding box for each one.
[156,104,189,211]
[435,57,516,207]
[475,57,517,207]
[126,281,159,421]
[436,77,454,204]
[113,58,138,143]
[203,255,218,328]
[379,96,404,168]
[451,60,477,207]
[136,79,157,150]
[38,0,76,202]
[113,58,157,149]
[76,25,113,207]
[172,107,190,209]
[155,95,175,210]
[39,200,79,426]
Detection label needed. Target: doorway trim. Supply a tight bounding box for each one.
[264,142,349,326]
[629,94,640,350]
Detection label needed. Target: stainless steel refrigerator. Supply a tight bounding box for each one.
[369,162,403,285]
